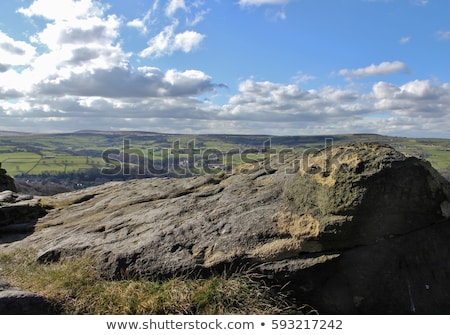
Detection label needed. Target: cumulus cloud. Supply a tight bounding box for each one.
[35,15,120,49]
[224,78,450,124]
[173,30,205,52]
[201,78,449,137]
[11,0,126,92]
[219,80,366,123]
[36,66,218,98]
[372,80,450,117]
[338,61,409,78]
[0,0,218,127]
[3,77,450,137]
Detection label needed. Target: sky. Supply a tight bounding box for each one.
[0,0,450,138]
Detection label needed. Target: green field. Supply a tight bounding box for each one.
[0,131,449,180]
[0,152,104,175]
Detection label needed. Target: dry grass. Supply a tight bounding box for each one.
[0,249,309,315]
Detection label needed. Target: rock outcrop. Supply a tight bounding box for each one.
[3,143,450,314]
[0,163,16,193]
[0,279,54,314]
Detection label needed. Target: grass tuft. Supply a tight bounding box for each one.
[0,249,309,315]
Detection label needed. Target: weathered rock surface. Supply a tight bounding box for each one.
[3,143,450,314]
[0,198,47,243]
[0,279,53,314]
[0,165,43,242]
[0,163,16,193]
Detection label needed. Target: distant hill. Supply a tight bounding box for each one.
[72,130,167,136]
[0,131,31,136]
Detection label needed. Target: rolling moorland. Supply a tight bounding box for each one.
[0,131,449,195]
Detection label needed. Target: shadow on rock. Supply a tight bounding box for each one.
[0,280,55,315]
[0,198,47,244]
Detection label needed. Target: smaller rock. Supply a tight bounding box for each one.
[0,280,54,314]
[0,163,17,193]
[0,190,14,203]
[0,279,11,290]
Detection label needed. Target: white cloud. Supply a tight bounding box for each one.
[140,23,176,58]
[372,80,450,117]
[2,0,126,97]
[17,0,105,21]
[239,0,290,6]
[127,11,152,35]
[186,9,210,26]
[18,12,124,90]
[239,0,290,18]
[34,65,217,98]
[127,1,159,34]
[127,18,146,33]
[174,30,205,53]
[3,77,450,137]
[17,0,124,76]
[128,0,208,57]
[166,0,187,17]
[220,80,365,123]
[412,0,428,5]
[36,16,120,50]
[292,71,316,84]
[274,9,287,20]
[436,30,450,40]
[338,61,409,78]
[400,36,411,44]
[140,22,205,58]
[7,72,449,137]
[203,78,449,137]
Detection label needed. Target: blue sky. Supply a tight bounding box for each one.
[0,0,450,137]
